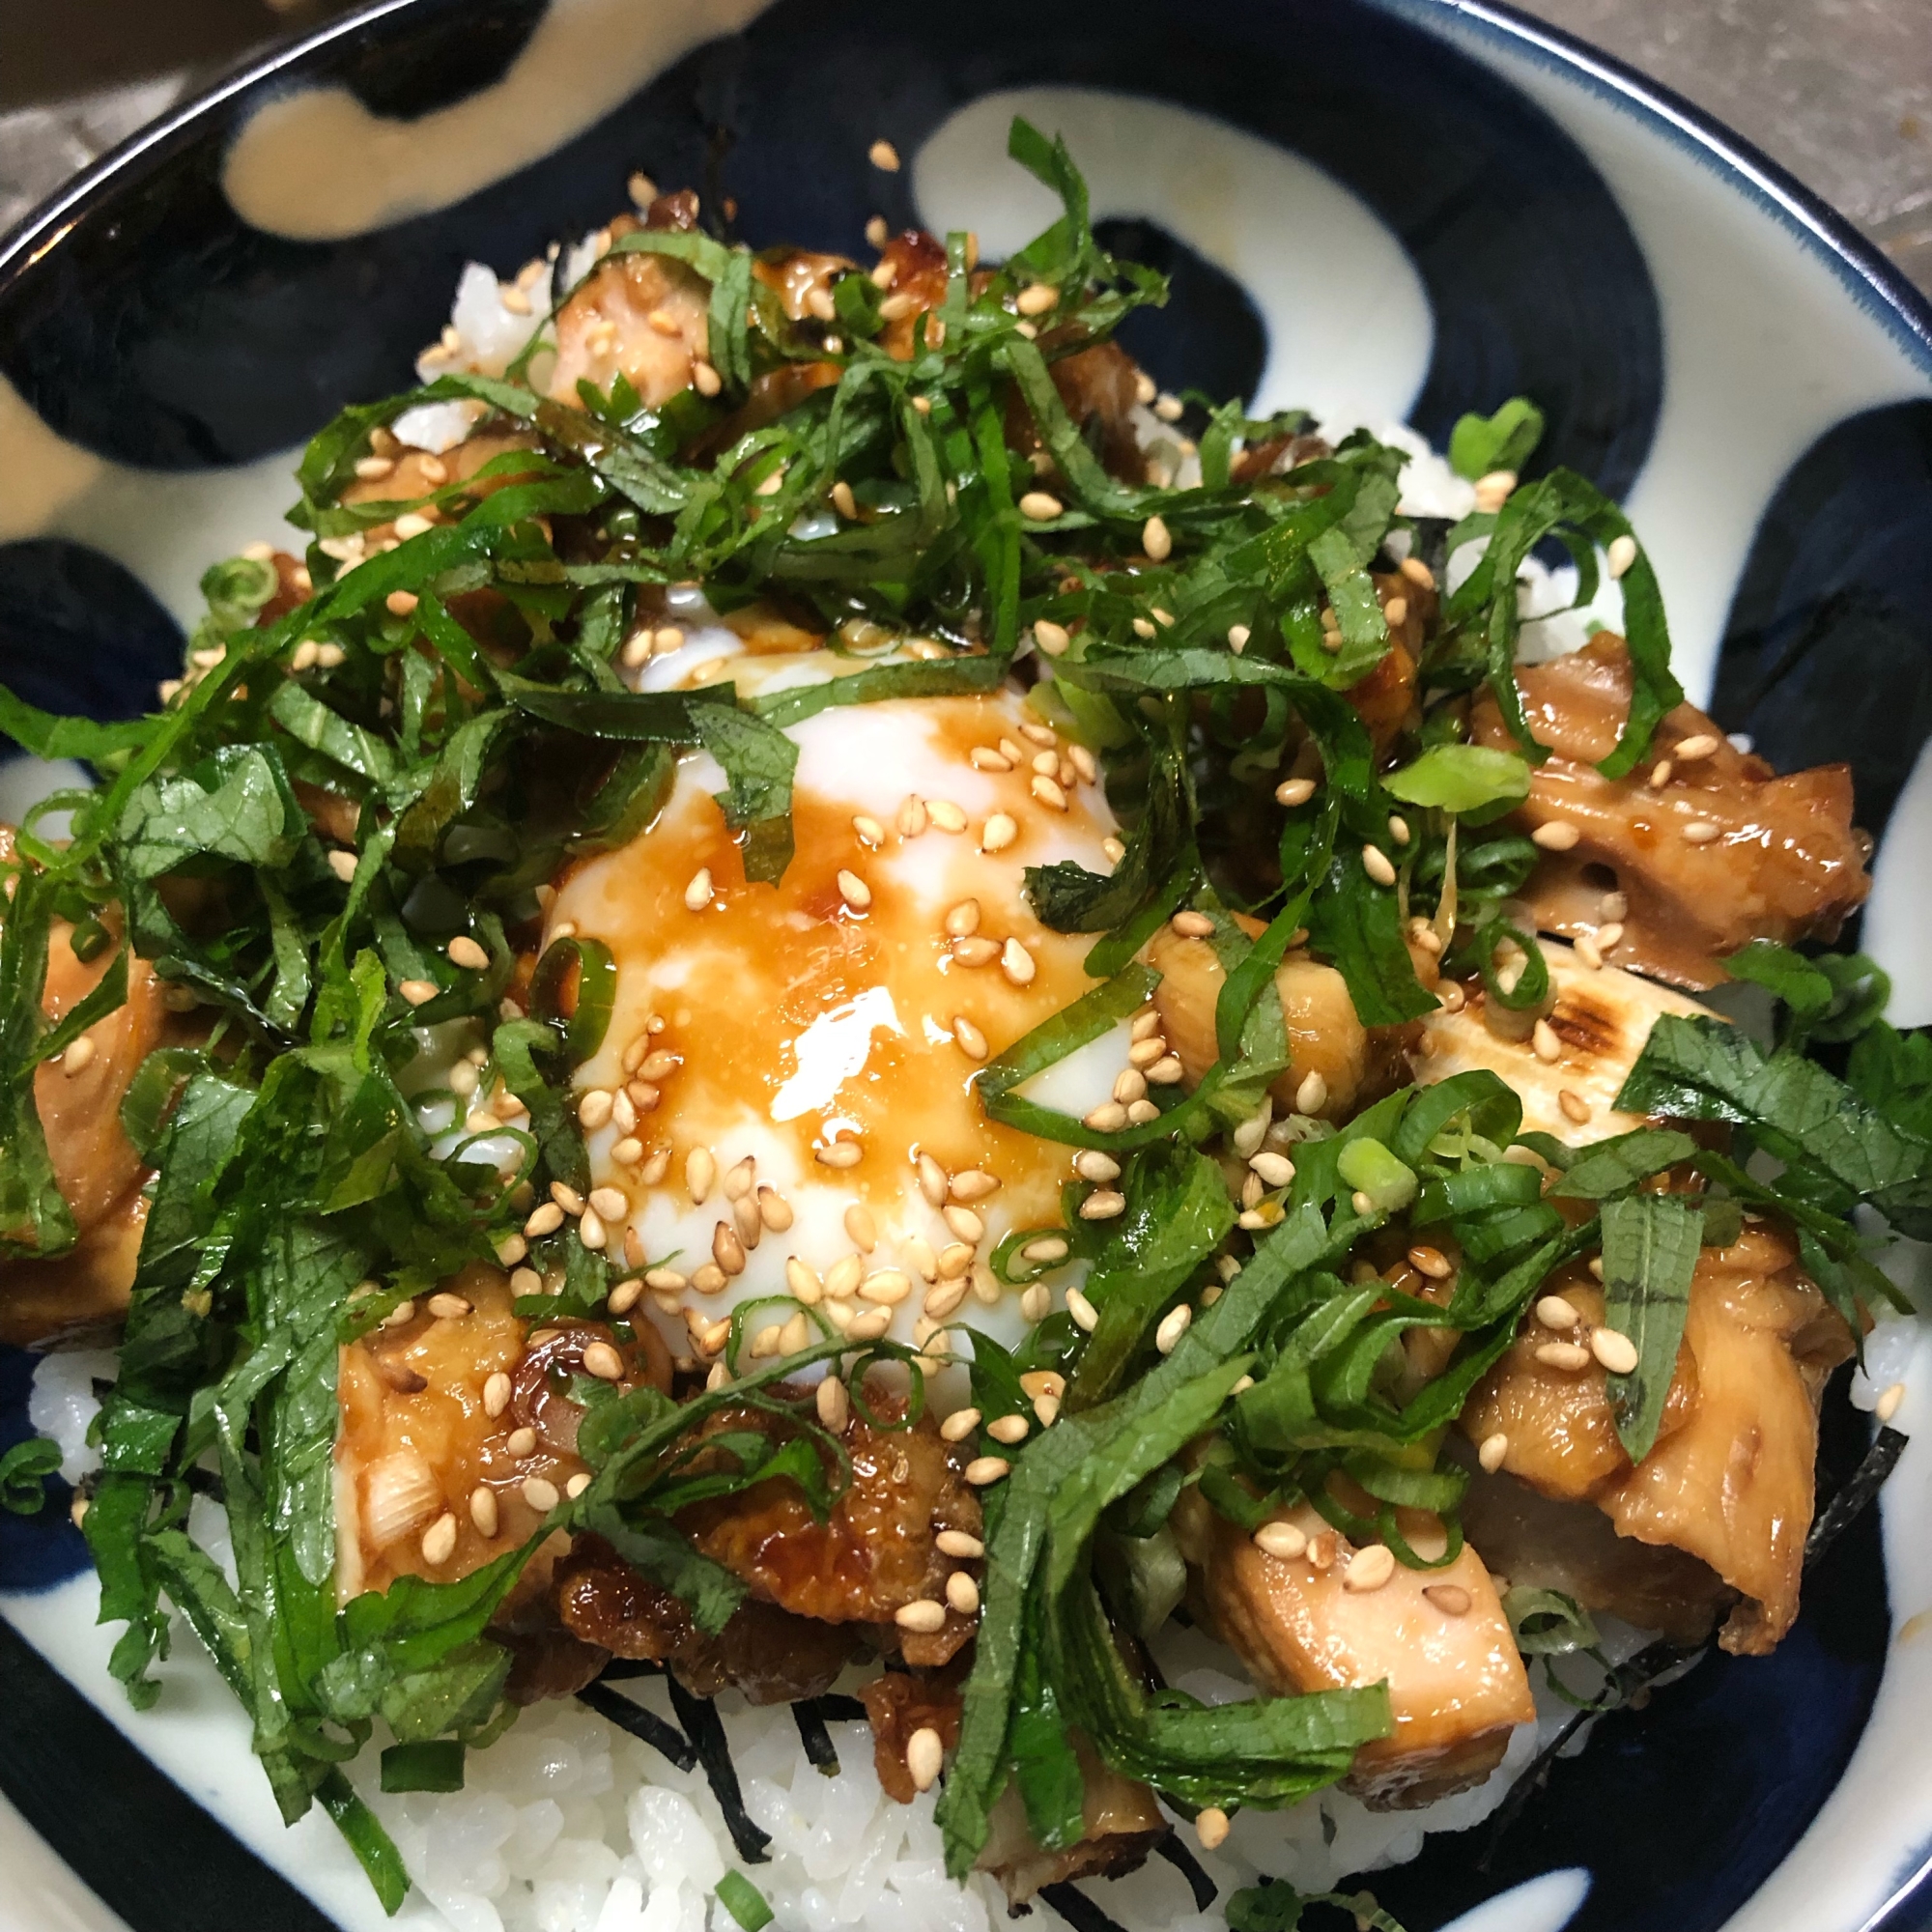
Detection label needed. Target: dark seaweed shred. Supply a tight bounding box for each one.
[791,1697,841,1776]
[1154,1829,1219,1910]
[1040,1883,1133,1932]
[666,1673,773,1863]
[576,1680,698,1774]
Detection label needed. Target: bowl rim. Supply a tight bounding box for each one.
[1,0,1930,373]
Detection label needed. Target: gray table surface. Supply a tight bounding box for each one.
[0,0,1927,295]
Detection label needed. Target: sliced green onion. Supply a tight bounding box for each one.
[1334,1138,1417,1213]
[717,1872,775,1930]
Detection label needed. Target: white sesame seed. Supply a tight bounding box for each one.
[1674,732,1720,762]
[927,799,967,833]
[1362,844,1398,888]
[952,1015,989,1061]
[980,811,1018,853]
[1001,938,1036,985]
[1473,469,1518,512]
[837,868,872,910]
[1295,1070,1328,1116]
[1022,1236,1071,1264]
[964,1456,1009,1486]
[1591,1326,1639,1375]
[1079,1189,1127,1221]
[1018,491,1065,522]
[1343,1543,1397,1593]
[1155,1304,1193,1353]
[1531,820,1581,852]
[684,867,714,910]
[1683,820,1721,845]
[582,1341,624,1381]
[1031,773,1069,810]
[1878,1381,1907,1424]
[1034,619,1070,656]
[522,1476,560,1512]
[1132,617,1156,639]
[578,1207,608,1251]
[1083,1101,1129,1132]
[1171,909,1215,939]
[860,1269,911,1306]
[1537,1294,1581,1330]
[1195,1807,1231,1851]
[1065,1288,1099,1331]
[1020,1283,1052,1321]
[1598,921,1627,952]
[1575,934,1605,971]
[524,1202,565,1238]
[1153,392,1184,423]
[905,1725,945,1792]
[936,1528,984,1560]
[1531,1019,1562,1064]
[588,1186,629,1222]
[1275,777,1317,807]
[1605,534,1638,579]
[399,979,439,1007]
[1534,1341,1592,1372]
[420,1513,459,1566]
[1254,1520,1308,1560]
[1558,1089,1593,1125]
[942,1205,985,1245]
[1249,1151,1295,1188]
[868,138,901,171]
[1142,514,1173,562]
[816,1138,864,1169]
[985,1411,1031,1447]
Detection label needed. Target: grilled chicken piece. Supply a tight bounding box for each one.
[0,883,179,1343]
[1470,635,1871,988]
[1172,1490,1534,1806]
[333,1266,669,1602]
[679,1387,982,1666]
[548,194,713,409]
[554,1539,860,1704]
[860,1668,964,1803]
[1151,918,1436,1123]
[1413,937,1712,1142]
[1460,1227,1850,1654]
[976,1736,1167,1907]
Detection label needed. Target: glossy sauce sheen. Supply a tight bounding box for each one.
[546,664,1128,1359]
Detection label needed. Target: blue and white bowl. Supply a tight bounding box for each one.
[2,2,1929,1928]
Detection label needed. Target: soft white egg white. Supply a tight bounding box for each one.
[545,646,1133,1383]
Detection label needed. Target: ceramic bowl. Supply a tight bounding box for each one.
[2,2,1930,1928]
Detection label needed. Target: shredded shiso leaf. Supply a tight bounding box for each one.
[0,120,1921,1918]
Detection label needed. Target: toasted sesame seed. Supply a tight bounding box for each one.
[1537,1294,1582,1330]
[860,1269,911,1306]
[1558,1089,1593,1125]
[1425,1582,1473,1616]
[1674,732,1720,761]
[905,1725,946,1795]
[1384,595,1409,631]
[1249,1151,1295,1190]
[942,1206,985,1246]
[578,1089,613,1132]
[1021,1236,1071,1266]
[608,1278,643,1317]
[1152,391,1184,422]
[419,1512,459,1566]
[506,1427,538,1459]
[815,1378,850,1432]
[522,1476,560,1512]
[785,1258,824,1305]
[1020,1283,1052,1321]
[551,1181,585,1216]
[1030,773,1069,811]
[1065,1288,1099,1331]
[1001,938,1036,985]
[847,1309,893,1342]
[1589,1256,1606,1280]
[1591,1326,1639,1376]
[825,1255,865,1301]
[399,978,440,1007]
[1647,756,1675,790]
[565,1471,592,1499]
[326,849,359,883]
[837,868,872,910]
[683,1148,716,1206]
[1295,1070,1328,1116]
[981,812,1018,852]
[1598,921,1627,951]
[582,1341,624,1381]
[684,867,714,910]
[1137,511,1175,563]
[1362,844,1398,887]
[842,1203,877,1252]
[1530,1019,1562,1064]
[639,1148,670,1185]
[934,1528,984,1563]
[952,1015,989,1061]
[779,1311,810,1353]
[1605,533,1638,579]
[964,1456,1009,1486]
[1083,1100,1129,1132]
[427,1292,471,1321]
[1195,1807,1231,1851]
[1077,1189,1126,1222]
[1132,616,1156,639]
[817,1138,864,1169]
[1535,1340,1592,1372]
[898,792,931,833]
[750,1322,782,1358]
[1878,1381,1907,1424]
[438,937,488,984]
[970,746,1012,773]
[1113,1068,1149,1107]
[1154,1304,1193,1353]
[950,935,1000,968]
[927,799,967,833]
[1530,819,1582,854]
[1018,490,1065,522]
[496,1235,528,1265]
[524,1202,565,1238]
[936,1242,973,1281]
[1477,1431,1511,1475]
[1248,1523,1313,1574]
[1683,820,1721,844]
[981,1409,1031,1449]
[713,1221,747,1275]
[1034,619,1070,656]
[1346,1191,1373,1218]
[1575,934,1605,971]
[578,1207,608,1251]
[1473,468,1518,511]
[939,1406,981,1444]
[868,137,901,171]
[1344,1543,1397,1592]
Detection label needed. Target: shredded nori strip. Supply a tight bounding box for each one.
[812,1692,870,1722]
[593,1657,667,1682]
[1040,1883,1132,1932]
[1154,1831,1218,1911]
[791,1699,840,1776]
[1804,1424,1908,1569]
[576,1681,698,1773]
[666,1673,774,1863]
